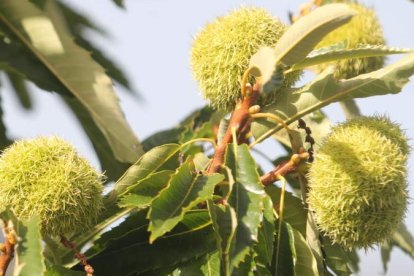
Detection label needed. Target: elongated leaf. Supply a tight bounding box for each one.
[265,185,307,236]
[112,144,181,198]
[273,221,294,276]
[87,210,215,275]
[225,144,266,268]
[382,222,414,272]
[286,223,319,276]
[0,93,12,150]
[274,4,355,66]
[14,216,45,276]
[142,128,184,151]
[45,264,84,276]
[252,54,414,141]
[6,71,32,109]
[208,202,237,275]
[323,237,357,276]
[180,251,220,276]
[0,0,142,163]
[148,161,224,242]
[291,45,414,71]
[64,97,129,182]
[112,0,124,8]
[391,223,414,259]
[255,195,276,266]
[119,170,173,209]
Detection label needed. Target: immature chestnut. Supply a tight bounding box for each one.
[307,116,409,249]
[0,136,104,236]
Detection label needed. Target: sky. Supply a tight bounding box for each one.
[1,0,414,275]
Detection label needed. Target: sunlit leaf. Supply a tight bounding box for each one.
[252,54,414,142]
[13,216,46,276]
[111,143,181,198]
[290,45,413,71]
[274,4,355,66]
[148,161,224,242]
[119,170,174,209]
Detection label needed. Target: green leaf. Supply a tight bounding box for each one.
[380,241,392,273]
[64,97,129,182]
[382,222,414,272]
[208,202,237,275]
[87,210,216,275]
[112,0,124,8]
[142,127,184,151]
[0,93,12,150]
[13,216,46,276]
[291,45,414,71]
[112,143,181,198]
[45,264,84,276]
[119,170,173,209]
[248,3,355,87]
[265,185,307,236]
[0,0,143,163]
[5,71,32,109]
[323,237,358,276]
[148,161,224,242]
[286,223,319,276]
[273,221,294,276]
[225,144,266,268]
[252,54,414,141]
[275,3,355,66]
[391,223,414,259]
[255,195,276,266]
[180,251,220,276]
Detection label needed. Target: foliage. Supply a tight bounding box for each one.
[0,1,414,276]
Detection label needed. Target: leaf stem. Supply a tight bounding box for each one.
[275,177,287,273]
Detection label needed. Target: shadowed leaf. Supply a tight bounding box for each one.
[87,210,215,275]
[225,144,266,268]
[0,0,143,163]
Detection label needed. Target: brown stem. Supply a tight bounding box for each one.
[260,151,309,186]
[207,83,261,174]
[0,220,17,276]
[60,236,94,276]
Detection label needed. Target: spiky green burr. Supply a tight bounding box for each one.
[0,136,104,236]
[315,2,385,79]
[191,7,301,111]
[307,116,409,250]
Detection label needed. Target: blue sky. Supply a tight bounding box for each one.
[2,0,414,274]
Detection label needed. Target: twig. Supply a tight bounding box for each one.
[260,150,309,186]
[0,220,17,276]
[207,83,261,174]
[60,236,94,276]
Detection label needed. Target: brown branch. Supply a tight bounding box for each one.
[207,83,261,174]
[60,236,94,276]
[260,150,309,186]
[0,220,17,276]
